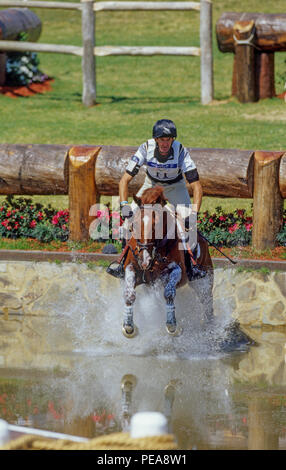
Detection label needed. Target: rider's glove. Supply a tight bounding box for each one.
[120,203,133,220]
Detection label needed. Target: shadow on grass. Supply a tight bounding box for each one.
[102,95,201,105]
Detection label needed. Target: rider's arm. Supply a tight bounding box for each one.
[190,180,203,213]
[120,143,147,204]
[119,172,133,204]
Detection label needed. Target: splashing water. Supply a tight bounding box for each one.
[45,270,247,361]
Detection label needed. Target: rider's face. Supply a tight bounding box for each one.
[155,137,174,156]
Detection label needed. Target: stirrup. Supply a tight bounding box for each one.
[106,261,124,279]
[166,322,183,337]
[122,323,138,338]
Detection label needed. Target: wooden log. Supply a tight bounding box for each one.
[200,0,213,105]
[233,20,258,103]
[256,52,275,99]
[94,46,201,56]
[0,144,70,195]
[280,154,286,199]
[95,146,255,198]
[0,1,82,11]
[81,0,96,106]
[252,151,284,251]
[0,144,285,199]
[93,2,201,12]
[186,147,254,198]
[0,8,42,42]
[216,12,286,53]
[232,51,275,100]
[0,40,83,56]
[68,146,101,241]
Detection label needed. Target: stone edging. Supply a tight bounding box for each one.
[0,249,284,271]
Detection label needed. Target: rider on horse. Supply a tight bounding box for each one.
[108,119,205,280]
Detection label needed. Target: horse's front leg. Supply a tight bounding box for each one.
[122,264,137,338]
[163,262,182,336]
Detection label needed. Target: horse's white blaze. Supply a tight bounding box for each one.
[142,213,152,240]
[142,248,152,269]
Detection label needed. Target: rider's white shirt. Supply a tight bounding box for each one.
[127,139,197,183]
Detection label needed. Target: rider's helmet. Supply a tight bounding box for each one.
[152,119,177,139]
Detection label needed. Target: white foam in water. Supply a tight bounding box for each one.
[45,273,234,361]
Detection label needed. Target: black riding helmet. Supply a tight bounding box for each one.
[152,119,177,139]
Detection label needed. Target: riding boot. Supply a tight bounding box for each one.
[184,248,206,281]
[106,239,128,279]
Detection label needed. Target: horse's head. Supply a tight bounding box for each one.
[132,187,169,270]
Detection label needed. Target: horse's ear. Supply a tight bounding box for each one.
[133,194,142,207]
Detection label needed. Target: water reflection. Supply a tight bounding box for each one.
[1,329,286,450]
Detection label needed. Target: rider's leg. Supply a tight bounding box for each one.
[123,264,136,336]
[163,263,182,333]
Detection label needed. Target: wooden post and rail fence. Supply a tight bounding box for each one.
[0,0,214,105]
[0,144,284,251]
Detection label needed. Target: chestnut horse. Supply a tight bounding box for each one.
[121,186,214,338]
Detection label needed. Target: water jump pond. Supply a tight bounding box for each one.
[0,256,285,450]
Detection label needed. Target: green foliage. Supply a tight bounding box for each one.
[276,224,286,246]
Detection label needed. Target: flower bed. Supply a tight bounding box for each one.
[198,206,285,247]
[0,196,285,260]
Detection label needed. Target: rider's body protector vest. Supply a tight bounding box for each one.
[126,139,198,184]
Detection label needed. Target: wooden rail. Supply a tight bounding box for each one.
[0,1,213,105]
[0,144,284,250]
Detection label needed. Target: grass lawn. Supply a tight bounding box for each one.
[0,0,285,254]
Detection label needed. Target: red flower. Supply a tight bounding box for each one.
[219,215,226,221]
[209,218,214,223]
[245,223,253,232]
[236,209,245,217]
[30,220,37,228]
[52,215,59,225]
[228,223,239,233]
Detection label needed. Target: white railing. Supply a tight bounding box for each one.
[0,1,213,106]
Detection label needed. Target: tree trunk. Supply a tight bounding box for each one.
[68,146,101,241]
[252,151,284,251]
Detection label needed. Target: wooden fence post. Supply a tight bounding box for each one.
[81,0,96,106]
[68,146,101,241]
[252,151,284,251]
[233,20,258,103]
[200,0,213,104]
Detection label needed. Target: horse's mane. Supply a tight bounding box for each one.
[139,186,167,205]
